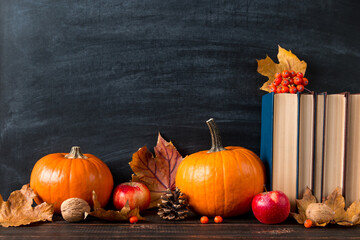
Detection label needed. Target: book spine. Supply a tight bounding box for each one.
[310,92,316,192]
[343,92,350,197]
[312,92,317,199]
[260,92,274,190]
[296,92,300,199]
[320,92,327,202]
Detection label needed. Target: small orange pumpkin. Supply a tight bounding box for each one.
[30,146,114,213]
[175,119,265,217]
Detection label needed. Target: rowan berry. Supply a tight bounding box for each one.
[274,77,282,86]
[214,216,223,223]
[297,85,305,92]
[289,86,297,94]
[281,86,289,93]
[289,70,296,78]
[294,77,303,85]
[302,78,309,86]
[274,72,282,78]
[304,219,312,228]
[129,216,138,224]
[200,216,209,224]
[282,70,290,78]
[281,79,289,86]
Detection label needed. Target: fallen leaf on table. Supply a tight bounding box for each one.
[86,191,144,221]
[129,133,183,208]
[257,45,307,92]
[337,201,360,226]
[291,187,360,227]
[0,184,54,227]
[290,187,316,224]
[324,187,346,222]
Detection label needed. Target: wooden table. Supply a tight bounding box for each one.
[1,211,360,239]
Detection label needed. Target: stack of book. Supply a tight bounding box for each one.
[260,92,360,210]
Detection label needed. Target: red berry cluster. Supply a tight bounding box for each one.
[269,70,309,94]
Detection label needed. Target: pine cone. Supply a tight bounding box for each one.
[157,187,189,220]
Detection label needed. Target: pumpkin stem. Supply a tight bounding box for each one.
[206,118,227,153]
[65,146,88,159]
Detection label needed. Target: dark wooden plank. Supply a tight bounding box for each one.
[1,212,360,239]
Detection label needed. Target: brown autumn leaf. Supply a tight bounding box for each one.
[291,187,360,227]
[129,133,183,208]
[290,187,316,224]
[86,191,145,221]
[257,45,307,92]
[324,187,346,222]
[0,184,54,227]
[337,201,360,226]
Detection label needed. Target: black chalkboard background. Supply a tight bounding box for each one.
[0,0,359,199]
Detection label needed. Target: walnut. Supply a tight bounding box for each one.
[61,198,90,222]
[306,203,335,224]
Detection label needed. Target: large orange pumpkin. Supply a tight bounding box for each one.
[175,119,265,217]
[30,146,114,213]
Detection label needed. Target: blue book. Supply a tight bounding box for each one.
[260,92,274,191]
[260,92,300,211]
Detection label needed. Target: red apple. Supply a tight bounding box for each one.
[113,182,151,211]
[251,190,290,224]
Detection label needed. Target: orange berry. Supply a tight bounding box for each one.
[200,216,209,224]
[274,77,282,86]
[289,86,297,94]
[303,78,309,86]
[282,70,290,78]
[281,86,289,93]
[297,72,304,78]
[294,77,303,85]
[129,216,138,224]
[274,72,282,78]
[289,70,296,78]
[297,85,305,92]
[304,219,312,228]
[281,79,290,86]
[214,216,223,223]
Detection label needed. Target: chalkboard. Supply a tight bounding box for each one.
[0,0,359,199]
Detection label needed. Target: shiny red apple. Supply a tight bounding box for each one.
[113,182,151,211]
[251,190,290,224]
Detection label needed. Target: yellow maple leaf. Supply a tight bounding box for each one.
[257,46,307,92]
[0,184,54,227]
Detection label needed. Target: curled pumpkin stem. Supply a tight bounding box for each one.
[206,118,227,153]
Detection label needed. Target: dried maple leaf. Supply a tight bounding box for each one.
[337,201,360,226]
[129,133,183,208]
[0,184,54,227]
[290,187,316,224]
[324,187,346,222]
[292,187,360,227]
[86,191,145,221]
[257,45,307,92]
